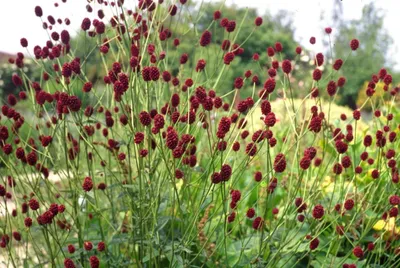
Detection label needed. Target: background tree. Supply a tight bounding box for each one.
[332,3,394,108]
[181,1,303,99]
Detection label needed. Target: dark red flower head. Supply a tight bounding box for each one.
[353,110,361,120]
[310,238,319,250]
[217,117,231,138]
[139,111,151,126]
[245,142,257,156]
[61,30,70,44]
[150,67,160,81]
[234,77,244,89]
[20,38,28,47]
[67,96,82,112]
[26,152,38,166]
[282,60,292,74]
[199,30,212,47]
[337,76,346,87]
[313,69,322,81]
[196,59,206,72]
[169,5,178,16]
[326,80,337,96]
[389,195,400,205]
[227,212,236,223]
[220,18,229,27]
[367,243,375,252]
[246,208,255,218]
[309,116,322,133]
[304,147,317,160]
[333,163,343,175]
[333,59,343,71]
[267,47,275,57]
[223,52,235,65]
[64,258,76,268]
[254,171,262,182]
[13,232,21,241]
[264,112,276,127]
[273,153,286,173]
[81,18,91,31]
[89,256,100,268]
[82,176,93,192]
[166,128,179,150]
[299,157,311,170]
[264,78,276,93]
[220,164,232,181]
[335,140,348,154]
[211,172,221,184]
[213,10,221,20]
[341,156,352,168]
[226,20,236,32]
[255,17,263,26]
[344,199,354,210]
[252,216,264,230]
[231,190,241,202]
[275,42,283,52]
[315,53,324,66]
[34,6,43,17]
[12,74,23,87]
[312,204,324,219]
[29,198,40,210]
[353,246,364,259]
[7,94,17,106]
[350,39,359,51]
[62,63,72,78]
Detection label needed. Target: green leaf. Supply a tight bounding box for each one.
[122,184,136,189]
[311,253,366,268]
[142,249,159,263]
[156,216,169,232]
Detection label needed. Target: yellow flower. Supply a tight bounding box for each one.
[355,170,374,184]
[321,176,354,194]
[373,220,386,231]
[373,215,400,240]
[321,176,334,193]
